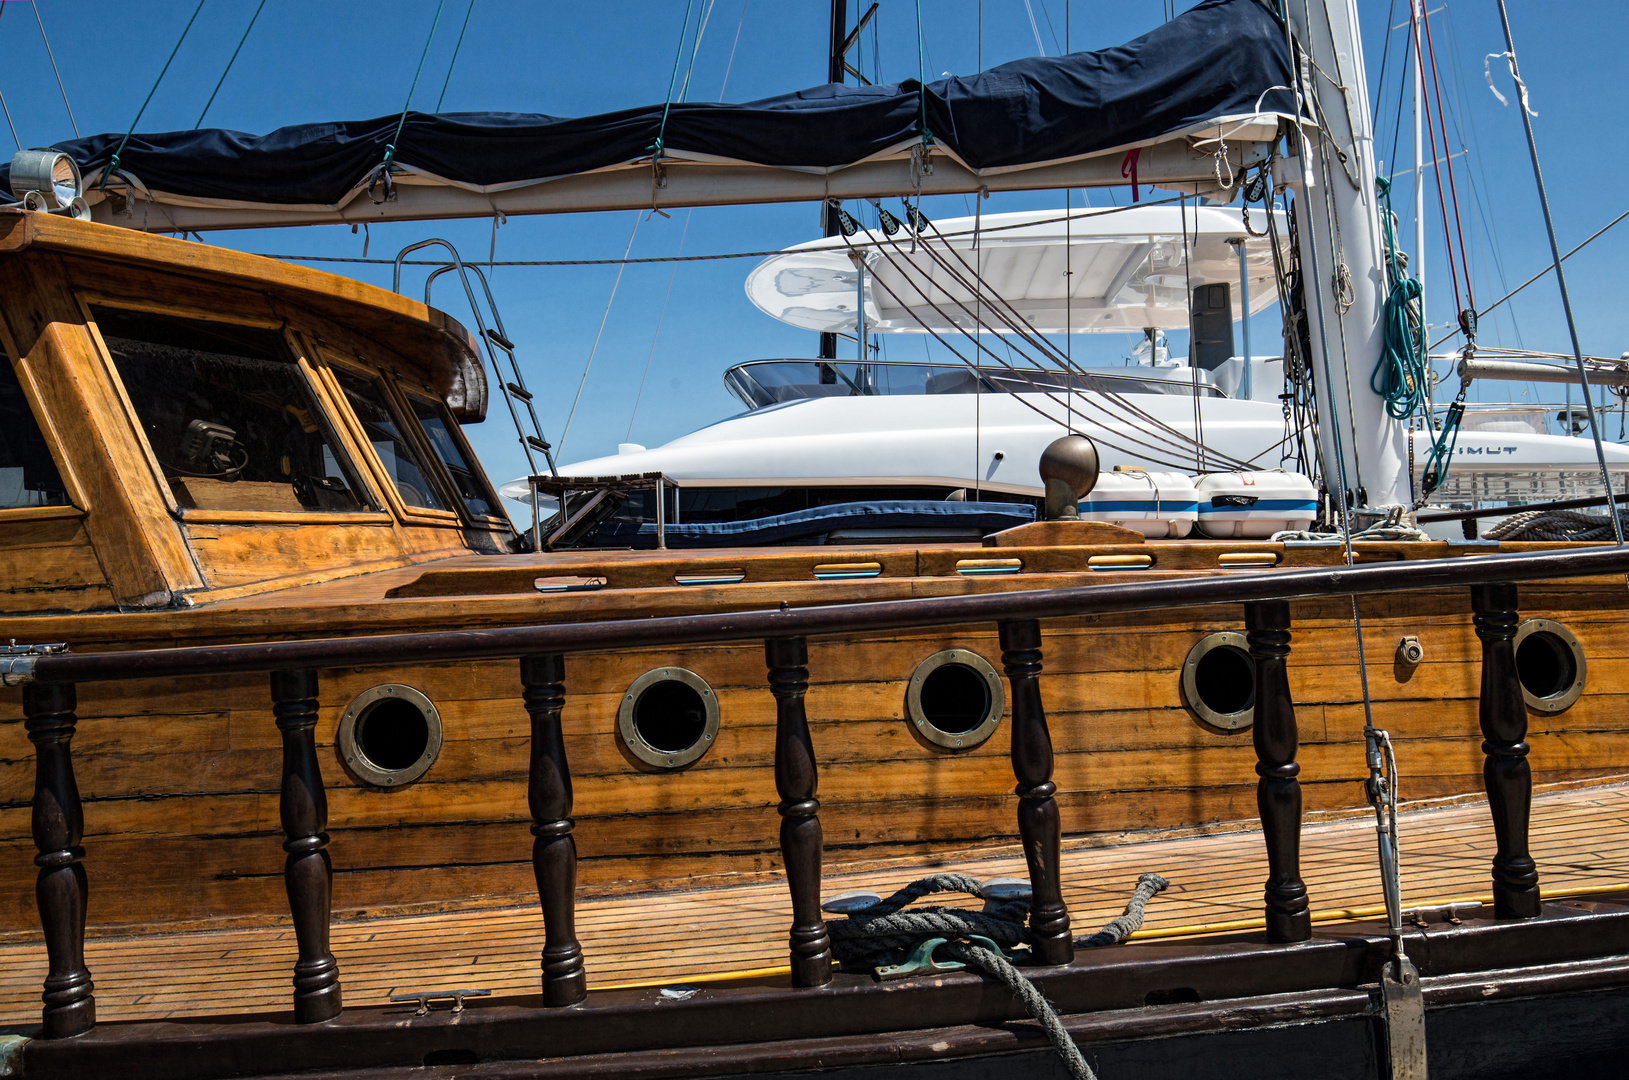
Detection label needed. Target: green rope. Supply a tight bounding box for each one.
[1372,176,1428,420]
[102,0,206,190]
[649,0,698,162]
[914,0,934,148]
[435,0,477,111]
[196,0,268,128]
[380,0,450,172]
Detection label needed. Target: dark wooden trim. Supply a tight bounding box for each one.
[1470,583,1541,918]
[521,653,587,1007]
[271,669,342,1023]
[998,619,1072,965]
[766,635,832,987]
[30,546,1629,686]
[23,681,95,1038]
[1245,600,1310,943]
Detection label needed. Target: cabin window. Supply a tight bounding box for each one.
[406,393,500,518]
[331,367,450,512]
[92,307,373,514]
[0,352,69,509]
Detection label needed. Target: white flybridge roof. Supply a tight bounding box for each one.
[743,205,1283,336]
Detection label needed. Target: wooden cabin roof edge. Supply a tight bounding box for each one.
[0,209,489,422]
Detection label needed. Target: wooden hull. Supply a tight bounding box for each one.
[4,570,1626,935]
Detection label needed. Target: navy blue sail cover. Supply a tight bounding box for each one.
[4,0,1288,206]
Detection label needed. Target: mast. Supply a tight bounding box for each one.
[1411,0,1425,331]
[819,0,848,362]
[1288,0,1412,508]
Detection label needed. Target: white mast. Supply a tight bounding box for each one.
[1412,0,1426,330]
[1288,0,1413,508]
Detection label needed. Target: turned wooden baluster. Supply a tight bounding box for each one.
[271,669,341,1022]
[1471,583,1541,918]
[24,682,94,1038]
[1246,600,1311,943]
[521,653,586,1006]
[998,620,1072,966]
[766,636,833,987]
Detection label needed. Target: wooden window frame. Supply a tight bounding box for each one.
[76,291,395,527]
[398,384,513,532]
[310,343,465,529]
[0,317,90,523]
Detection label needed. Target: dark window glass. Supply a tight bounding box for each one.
[92,307,371,513]
[332,368,449,511]
[407,395,499,518]
[0,353,69,509]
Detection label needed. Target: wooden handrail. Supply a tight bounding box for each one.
[21,544,1629,686]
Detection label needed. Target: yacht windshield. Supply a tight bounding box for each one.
[723,360,1221,409]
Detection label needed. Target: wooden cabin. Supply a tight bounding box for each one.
[1,208,1627,948]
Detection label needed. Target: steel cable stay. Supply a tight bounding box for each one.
[850,226,1252,471]
[846,235,1215,472]
[886,216,1258,470]
[905,215,1257,468]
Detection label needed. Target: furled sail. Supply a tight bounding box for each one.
[3,0,1293,228]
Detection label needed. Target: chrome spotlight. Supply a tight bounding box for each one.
[10,149,82,209]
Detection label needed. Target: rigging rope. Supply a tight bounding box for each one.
[649,0,699,164]
[1372,176,1427,420]
[557,211,643,458]
[102,0,206,190]
[435,0,478,112]
[370,0,450,196]
[196,0,268,129]
[30,0,77,138]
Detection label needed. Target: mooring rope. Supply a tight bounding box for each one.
[827,873,1169,1080]
[1483,508,1629,543]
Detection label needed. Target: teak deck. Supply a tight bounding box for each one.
[3,778,1623,1028]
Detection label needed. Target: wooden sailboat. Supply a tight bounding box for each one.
[1,2,1628,1076]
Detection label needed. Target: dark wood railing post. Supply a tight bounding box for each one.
[766,636,832,987]
[271,669,341,1023]
[24,682,94,1038]
[1245,600,1311,943]
[1470,582,1541,918]
[998,619,1072,966]
[521,653,586,1006]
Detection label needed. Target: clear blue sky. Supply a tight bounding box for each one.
[2,0,1624,487]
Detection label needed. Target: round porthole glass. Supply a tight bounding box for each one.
[618,667,720,769]
[1513,618,1586,713]
[337,683,443,787]
[905,650,1005,751]
[1181,632,1255,731]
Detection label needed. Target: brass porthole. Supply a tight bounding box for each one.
[337,683,443,788]
[1181,632,1255,731]
[905,649,1005,751]
[1513,619,1586,713]
[618,667,720,769]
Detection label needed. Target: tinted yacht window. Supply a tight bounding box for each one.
[0,352,68,509]
[92,307,372,513]
[407,394,500,519]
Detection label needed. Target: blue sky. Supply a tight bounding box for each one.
[2,0,1625,487]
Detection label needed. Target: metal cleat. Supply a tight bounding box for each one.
[389,988,491,1016]
[873,935,1005,981]
[821,890,882,914]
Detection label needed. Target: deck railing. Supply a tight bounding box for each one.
[11,544,1629,1036]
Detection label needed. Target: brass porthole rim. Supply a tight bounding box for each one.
[1513,618,1586,714]
[617,667,721,769]
[336,683,443,788]
[904,649,1005,751]
[1181,631,1255,731]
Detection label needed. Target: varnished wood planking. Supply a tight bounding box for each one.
[1,780,1624,1024]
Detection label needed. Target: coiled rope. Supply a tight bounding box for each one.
[1483,508,1629,542]
[827,873,1169,1080]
